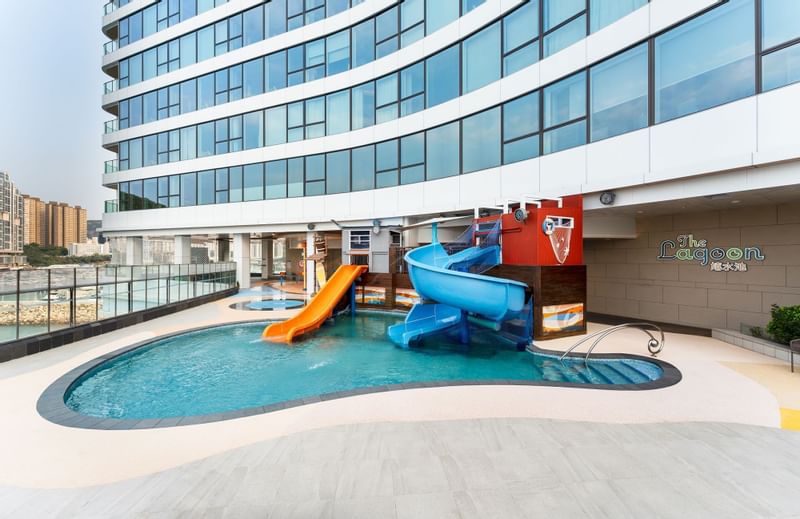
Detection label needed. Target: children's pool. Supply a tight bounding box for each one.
[62,313,671,422]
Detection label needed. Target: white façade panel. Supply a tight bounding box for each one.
[500,158,540,199]
[649,0,721,34]
[648,98,756,182]
[755,82,800,164]
[398,183,425,214]
[539,146,586,195]
[459,82,503,120]
[584,129,649,192]
[284,197,304,221]
[422,176,460,212]
[499,62,540,102]
[586,5,649,64]
[372,186,400,215]
[348,190,376,219]
[460,167,501,207]
[322,192,351,219]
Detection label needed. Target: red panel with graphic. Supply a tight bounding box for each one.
[477,195,583,267]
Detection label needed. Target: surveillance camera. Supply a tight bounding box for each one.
[307,223,316,230]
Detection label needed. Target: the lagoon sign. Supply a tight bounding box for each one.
[658,234,765,272]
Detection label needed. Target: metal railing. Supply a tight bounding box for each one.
[560,322,665,363]
[0,262,236,345]
[103,1,116,15]
[104,200,118,213]
[104,80,116,95]
[103,40,117,55]
[104,119,118,134]
[104,159,119,174]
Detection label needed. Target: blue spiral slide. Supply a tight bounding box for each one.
[387,239,529,347]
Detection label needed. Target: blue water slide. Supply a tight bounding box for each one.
[388,242,529,347]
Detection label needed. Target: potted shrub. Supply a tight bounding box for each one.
[766,304,800,346]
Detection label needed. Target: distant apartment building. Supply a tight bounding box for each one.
[0,172,24,266]
[22,196,88,248]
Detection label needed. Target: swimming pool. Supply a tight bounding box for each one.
[43,313,679,428]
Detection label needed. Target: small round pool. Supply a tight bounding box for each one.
[46,313,679,427]
[228,299,305,311]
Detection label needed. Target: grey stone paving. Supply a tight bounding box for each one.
[2,418,800,518]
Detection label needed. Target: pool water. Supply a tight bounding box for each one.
[65,313,664,420]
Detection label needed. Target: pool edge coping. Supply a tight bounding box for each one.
[37,314,683,430]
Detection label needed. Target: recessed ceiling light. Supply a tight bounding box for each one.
[731,200,741,204]
[636,210,644,214]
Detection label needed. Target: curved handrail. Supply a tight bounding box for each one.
[559,322,665,363]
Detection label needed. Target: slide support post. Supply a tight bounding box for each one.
[350,281,357,315]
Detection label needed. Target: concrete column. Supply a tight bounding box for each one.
[174,235,192,264]
[261,237,273,279]
[233,233,251,289]
[306,231,315,294]
[217,238,230,262]
[125,237,143,265]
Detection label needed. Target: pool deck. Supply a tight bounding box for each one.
[0,288,798,516]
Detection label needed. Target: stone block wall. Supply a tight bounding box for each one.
[585,202,800,331]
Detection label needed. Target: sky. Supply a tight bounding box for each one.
[0,0,114,219]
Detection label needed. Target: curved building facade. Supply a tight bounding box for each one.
[101,0,800,330]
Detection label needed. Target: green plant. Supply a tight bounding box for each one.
[766,304,800,345]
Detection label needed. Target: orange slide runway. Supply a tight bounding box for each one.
[262,265,367,343]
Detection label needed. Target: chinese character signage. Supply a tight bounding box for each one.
[658,234,765,272]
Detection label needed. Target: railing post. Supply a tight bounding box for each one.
[95,266,99,321]
[15,270,20,340]
[71,267,77,327]
[47,269,51,333]
[144,265,148,309]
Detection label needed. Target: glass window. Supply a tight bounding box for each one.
[243,5,264,45]
[352,145,375,191]
[198,170,215,205]
[503,92,539,164]
[376,73,398,123]
[326,31,350,75]
[143,92,157,123]
[198,73,214,109]
[244,111,264,149]
[543,0,584,30]
[426,0,459,34]
[198,122,214,157]
[544,72,586,128]
[180,33,197,68]
[129,54,142,85]
[590,43,648,141]
[326,150,350,194]
[229,166,243,202]
[243,164,264,201]
[326,90,350,135]
[328,0,348,16]
[143,135,157,167]
[266,106,287,145]
[427,45,460,107]
[400,63,424,116]
[264,52,286,92]
[503,1,539,75]
[143,178,158,208]
[462,22,501,93]
[305,154,325,196]
[590,0,646,33]
[763,42,800,91]
[180,79,197,113]
[426,122,460,179]
[305,97,325,139]
[243,58,264,97]
[263,160,286,199]
[215,168,228,203]
[544,120,586,154]
[376,140,398,188]
[180,126,197,161]
[544,15,586,57]
[462,0,485,13]
[352,82,375,130]
[198,25,214,61]
[352,19,375,68]
[266,0,287,37]
[180,173,196,206]
[654,0,755,123]
[762,0,800,49]
[129,139,143,169]
[400,133,425,184]
[287,157,304,197]
[462,108,501,173]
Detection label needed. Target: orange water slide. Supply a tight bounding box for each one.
[262,264,368,343]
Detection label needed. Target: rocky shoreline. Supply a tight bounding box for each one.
[0,302,100,326]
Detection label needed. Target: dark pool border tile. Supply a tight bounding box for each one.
[37,316,682,431]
